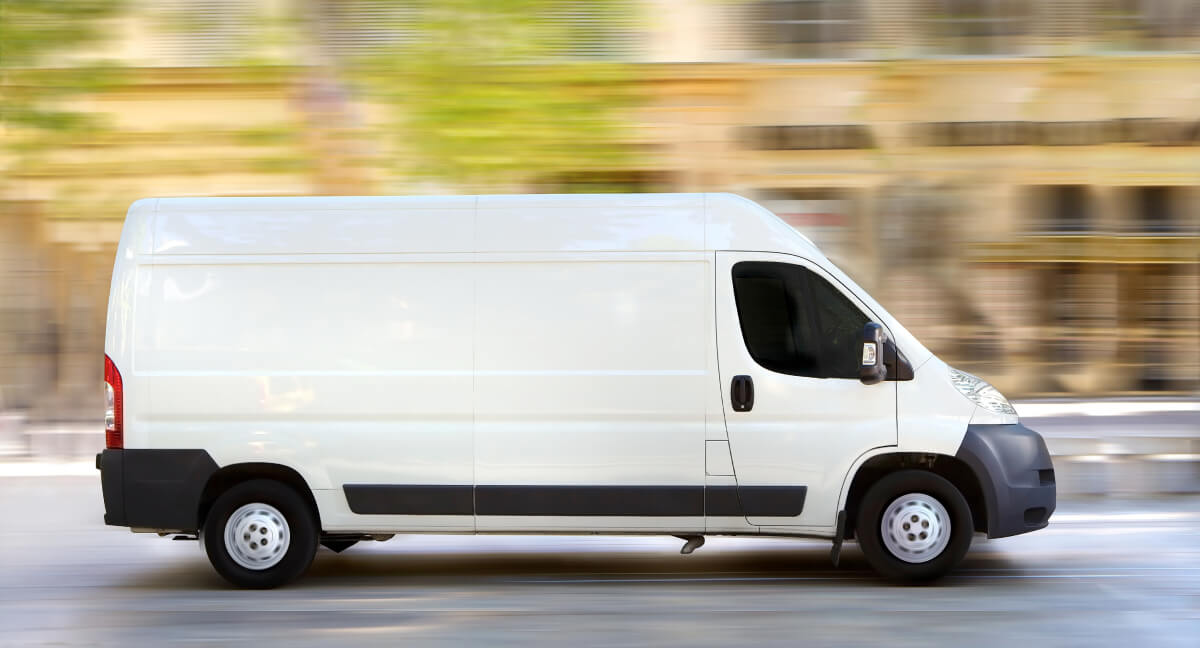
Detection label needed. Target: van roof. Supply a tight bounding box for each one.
[129,193,821,258]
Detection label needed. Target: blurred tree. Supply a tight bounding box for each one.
[352,0,637,190]
[6,0,640,195]
[157,0,640,192]
[0,0,126,180]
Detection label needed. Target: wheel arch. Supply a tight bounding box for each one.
[198,462,322,531]
[840,452,987,539]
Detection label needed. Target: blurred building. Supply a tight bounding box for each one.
[636,0,1200,397]
[1,0,1198,421]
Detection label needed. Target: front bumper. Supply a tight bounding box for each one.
[97,449,218,531]
[955,423,1057,539]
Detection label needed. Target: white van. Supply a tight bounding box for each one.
[98,193,1054,588]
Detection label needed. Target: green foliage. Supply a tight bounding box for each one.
[346,0,641,187]
[142,0,643,187]
[0,0,120,67]
[1,0,642,193]
[1,0,127,147]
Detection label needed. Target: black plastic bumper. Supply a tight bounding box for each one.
[97,449,219,532]
[956,423,1057,539]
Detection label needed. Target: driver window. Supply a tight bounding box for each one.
[732,261,868,379]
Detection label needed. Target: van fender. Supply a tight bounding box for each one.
[834,441,974,524]
[834,445,900,523]
[204,449,332,490]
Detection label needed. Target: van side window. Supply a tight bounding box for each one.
[731,261,868,379]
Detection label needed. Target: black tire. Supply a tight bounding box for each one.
[855,470,973,583]
[320,539,359,553]
[202,479,318,589]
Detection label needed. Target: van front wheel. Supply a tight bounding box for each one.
[202,479,318,589]
[855,470,973,582]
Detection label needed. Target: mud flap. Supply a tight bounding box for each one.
[830,510,847,567]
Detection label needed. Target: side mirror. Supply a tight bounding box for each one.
[860,322,888,385]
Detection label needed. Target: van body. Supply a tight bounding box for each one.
[98,193,1055,587]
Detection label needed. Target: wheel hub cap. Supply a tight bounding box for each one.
[224,503,290,570]
[880,493,950,564]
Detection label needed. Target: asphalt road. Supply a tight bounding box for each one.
[1,476,1197,647]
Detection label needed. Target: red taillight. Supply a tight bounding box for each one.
[104,354,123,449]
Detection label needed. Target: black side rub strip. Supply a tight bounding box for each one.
[476,485,701,516]
[344,484,474,515]
[342,484,807,517]
[704,485,744,516]
[96,450,810,527]
[706,485,807,517]
[737,485,807,517]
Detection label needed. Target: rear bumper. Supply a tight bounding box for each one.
[955,423,1057,539]
[97,449,218,532]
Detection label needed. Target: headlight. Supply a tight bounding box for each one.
[949,367,1017,416]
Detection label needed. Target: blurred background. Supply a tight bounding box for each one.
[1,0,1197,428]
[1,4,1198,643]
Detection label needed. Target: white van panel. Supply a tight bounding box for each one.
[138,259,475,529]
[152,198,475,255]
[476,205,705,253]
[141,261,472,373]
[477,193,704,211]
[114,264,154,445]
[108,200,159,447]
[705,441,735,476]
[705,193,820,256]
[896,356,976,455]
[474,256,707,531]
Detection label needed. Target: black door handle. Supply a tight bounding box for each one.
[731,375,754,412]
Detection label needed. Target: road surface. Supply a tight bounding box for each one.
[1,475,1196,646]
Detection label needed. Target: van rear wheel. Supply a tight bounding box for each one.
[202,479,318,589]
[855,470,972,583]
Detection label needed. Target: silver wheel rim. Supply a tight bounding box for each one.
[224,503,290,570]
[880,493,951,564]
